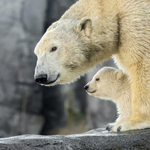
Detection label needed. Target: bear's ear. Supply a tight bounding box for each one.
[76,17,92,37]
[46,21,58,31]
[115,70,123,80]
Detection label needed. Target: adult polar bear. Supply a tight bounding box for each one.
[34,0,150,132]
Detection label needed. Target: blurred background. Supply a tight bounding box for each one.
[0,0,118,137]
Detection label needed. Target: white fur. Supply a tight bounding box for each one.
[86,67,131,131]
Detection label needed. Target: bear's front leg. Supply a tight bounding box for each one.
[117,120,150,132]
[117,65,150,132]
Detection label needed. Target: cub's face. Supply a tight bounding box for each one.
[84,67,123,99]
[84,69,112,98]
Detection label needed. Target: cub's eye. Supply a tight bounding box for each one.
[96,78,100,81]
[51,47,57,52]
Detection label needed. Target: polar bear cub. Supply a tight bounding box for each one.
[84,67,131,131]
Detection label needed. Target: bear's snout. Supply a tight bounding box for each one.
[34,73,47,84]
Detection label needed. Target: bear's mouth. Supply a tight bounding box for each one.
[44,74,60,85]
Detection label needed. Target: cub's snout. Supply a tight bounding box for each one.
[84,83,96,94]
[84,85,89,90]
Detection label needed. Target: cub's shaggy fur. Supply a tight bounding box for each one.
[85,67,131,131]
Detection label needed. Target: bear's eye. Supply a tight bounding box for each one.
[51,47,57,52]
[96,78,100,81]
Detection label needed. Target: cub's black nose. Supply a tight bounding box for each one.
[35,74,47,84]
[84,85,89,90]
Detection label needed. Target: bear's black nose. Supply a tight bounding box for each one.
[84,85,89,90]
[35,74,47,84]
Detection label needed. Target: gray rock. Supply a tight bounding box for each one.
[0,128,150,150]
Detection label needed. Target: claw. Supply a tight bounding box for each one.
[106,125,113,131]
[117,126,122,132]
[106,126,109,131]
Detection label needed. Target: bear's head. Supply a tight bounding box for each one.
[34,18,109,86]
[84,67,124,99]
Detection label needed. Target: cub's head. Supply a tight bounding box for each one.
[34,18,100,86]
[84,67,124,99]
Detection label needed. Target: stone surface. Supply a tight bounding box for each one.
[0,128,150,150]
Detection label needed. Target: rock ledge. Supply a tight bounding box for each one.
[0,128,150,150]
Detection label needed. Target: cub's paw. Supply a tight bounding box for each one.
[117,120,150,132]
[106,123,115,131]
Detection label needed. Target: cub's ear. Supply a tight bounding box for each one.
[115,70,123,80]
[75,17,92,37]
